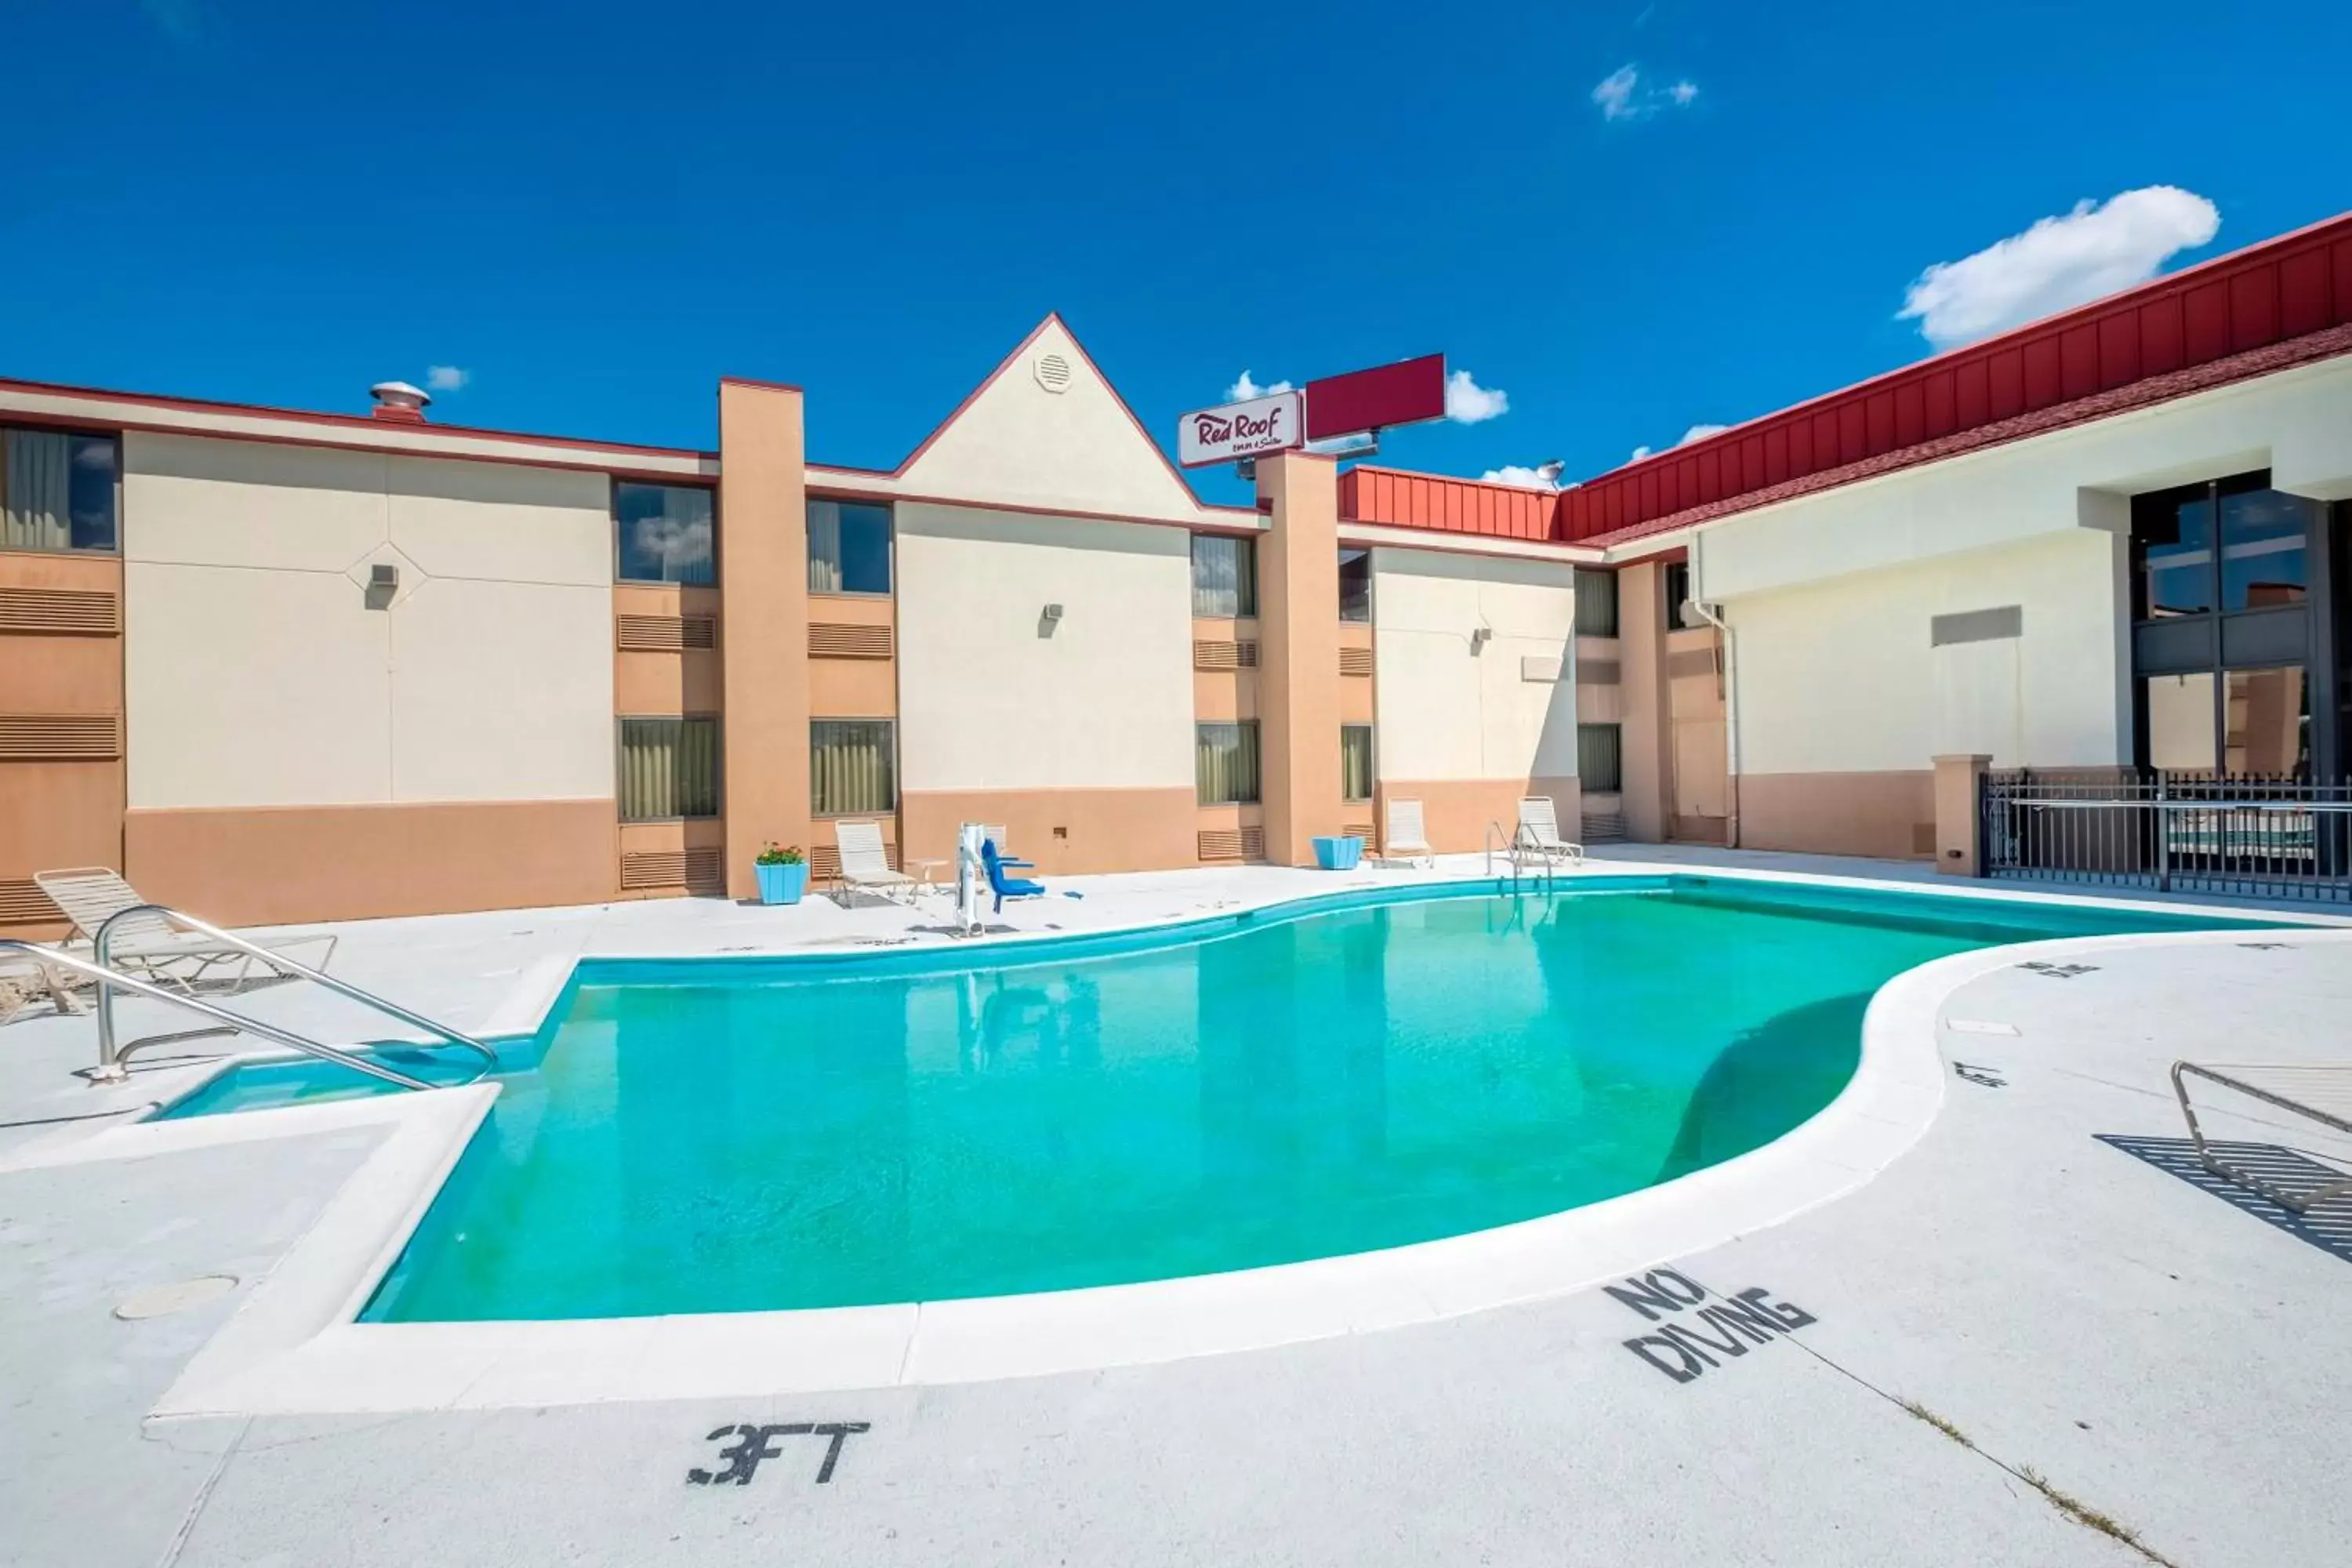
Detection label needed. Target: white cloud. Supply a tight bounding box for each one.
[1592,64,1699,122]
[425,365,471,393]
[1481,462,1565,490]
[1628,423,1728,463]
[1592,64,1642,121]
[1897,186,2220,350]
[1445,368,1509,424]
[1225,370,1294,402]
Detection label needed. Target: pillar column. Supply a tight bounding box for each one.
[717,378,811,898]
[1933,753,1992,876]
[1256,452,1343,866]
[1618,561,1671,843]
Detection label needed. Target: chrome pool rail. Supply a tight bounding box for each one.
[85,903,499,1087]
[0,938,439,1093]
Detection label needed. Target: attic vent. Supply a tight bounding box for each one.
[1035,353,1073,394]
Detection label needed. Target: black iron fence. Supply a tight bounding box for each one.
[1980,771,2352,904]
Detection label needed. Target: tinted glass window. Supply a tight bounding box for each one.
[1573,569,1618,637]
[618,717,720,819]
[2,428,118,553]
[1192,534,1257,618]
[1341,725,1373,802]
[1338,548,1372,622]
[615,484,715,584]
[2218,487,2311,612]
[811,720,896,814]
[1196,722,1261,804]
[2223,665,2308,775]
[808,501,893,594]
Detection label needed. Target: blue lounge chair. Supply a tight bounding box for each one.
[980,839,1044,913]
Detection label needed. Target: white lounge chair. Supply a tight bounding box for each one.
[1379,798,1435,867]
[0,954,87,1022]
[33,866,336,993]
[2172,1060,2352,1214]
[831,820,920,906]
[1514,797,1585,869]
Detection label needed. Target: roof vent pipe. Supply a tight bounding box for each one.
[368,381,431,423]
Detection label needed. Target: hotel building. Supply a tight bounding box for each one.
[3,210,2348,934]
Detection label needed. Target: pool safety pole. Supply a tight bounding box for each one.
[955,822,984,936]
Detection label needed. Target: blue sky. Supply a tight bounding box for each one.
[7,2,2349,503]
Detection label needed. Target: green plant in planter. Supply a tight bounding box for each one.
[756,843,804,866]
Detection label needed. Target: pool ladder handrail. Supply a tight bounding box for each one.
[1483,820,1555,891]
[0,937,443,1093]
[85,903,499,1088]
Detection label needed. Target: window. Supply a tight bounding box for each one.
[615,482,715,584]
[2129,471,2327,775]
[1196,722,1261,804]
[2,427,118,553]
[618,717,719,820]
[1573,568,1619,637]
[1662,561,1692,629]
[1578,724,1624,793]
[811,719,896,815]
[1191,533,1258,618]
[808,499,893,595]
[1341,725,1374,803]
[1338,547,1373,622]
[2220,487,2309,611]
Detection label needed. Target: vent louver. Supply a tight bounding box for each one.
[619,848,724,891]
[808,623,895,659]
[0,588,119,636]
[616,614,717,652]
[0,713,122,761]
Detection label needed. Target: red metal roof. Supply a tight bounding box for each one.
[1338,209,2352,549]
[1339,466,1557,541]
[1559,209,2352,543]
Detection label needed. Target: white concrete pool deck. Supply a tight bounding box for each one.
[4,849,2350,1566]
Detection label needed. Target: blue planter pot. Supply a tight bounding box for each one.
[754,861,808,906]
[1312,835,1364,871]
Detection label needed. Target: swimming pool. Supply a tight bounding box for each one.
[165,876,2267,1323]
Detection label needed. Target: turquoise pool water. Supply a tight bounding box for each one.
[166,877,2264,1321]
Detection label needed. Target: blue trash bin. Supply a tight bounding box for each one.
[1312,835,1364,871]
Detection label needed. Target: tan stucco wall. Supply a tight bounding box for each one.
[122,432,615,811]
[717,381,811,896]
[894,503,1194,793]
[125,799,616,925]
[1258,453,1344,866]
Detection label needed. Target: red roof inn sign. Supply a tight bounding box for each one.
[1177,354,1448,469]
[1178,390,1302,467]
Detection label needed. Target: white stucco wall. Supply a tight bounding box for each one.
[1697,351,2352,601]
[895,320,1208,525]
[894,503,1194,791]
[123,432,615,809]
[1370,549,1581,782]
[1726,528,2125,775]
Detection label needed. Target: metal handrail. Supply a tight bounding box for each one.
[91,904,498,1083]
[1484,820,1516,877]
[0,940,436,1093]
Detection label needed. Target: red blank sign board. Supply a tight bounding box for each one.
[1305,354,1446,441]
